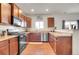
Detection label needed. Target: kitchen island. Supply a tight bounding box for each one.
[49,32,72,55]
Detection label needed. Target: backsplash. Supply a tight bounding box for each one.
[0,25,26,32]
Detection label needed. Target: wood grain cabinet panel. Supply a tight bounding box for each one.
[56,37,72,55]
[12,4,19,17]
[0,45,9,55]
[9,37,18,55]
[1,3,11,24]
[19,10,24,20]
[27,33,41,42]
[26,17,32,28]
[26,33,31,42]
[48,17,54,27]
[0,40,9,55]
[48,33,72,55]
[48,34,56,52]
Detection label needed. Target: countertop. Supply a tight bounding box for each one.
[0,32,30,42]
[0,35,18,42]
[49,32,72,37]
[26,32,30,34]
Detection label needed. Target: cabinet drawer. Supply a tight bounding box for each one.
[0,40,9,48]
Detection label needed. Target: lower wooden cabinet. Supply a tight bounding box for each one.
[0,37,18,55]
[27,33,41,42]
[48,34,56,52]
[56,37,72,55]
[48,33,72,55]
[9,37,18,55]
[0,40,9,55]
[0,45,9,55]
[26,33,31,42]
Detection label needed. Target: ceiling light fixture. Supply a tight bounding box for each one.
[45,9,49,12]
[31,9,34,12]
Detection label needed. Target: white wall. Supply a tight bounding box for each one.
[28,14,79,29]
[30,16,48,29]
[72,30,79,55]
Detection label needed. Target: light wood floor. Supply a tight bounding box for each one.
[21,42,55,55]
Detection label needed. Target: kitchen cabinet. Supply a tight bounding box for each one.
[12,4,19,17]
[19,13,26,27]
[0,36,18,55]
[48,17,54,27]
[19,9,24,20]
[27,33,41,42]
[0,3,11,24]
[25,17,32,28]
[56,36,72,55]
[48,34,56,52]
[48,33,72,55]
[26,33,31,42]
[0,40,9,55]
[9,37,18,55]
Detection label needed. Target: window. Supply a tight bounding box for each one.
[64,21,78,29]
[35,21,44,29]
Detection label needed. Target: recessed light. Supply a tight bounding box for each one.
[31,9,34,12]
[45,9,49,12]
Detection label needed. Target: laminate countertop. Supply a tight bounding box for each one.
[49,32,72,37]
[0,35,18,42]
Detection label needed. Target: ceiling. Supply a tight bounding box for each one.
[16,3,79,15]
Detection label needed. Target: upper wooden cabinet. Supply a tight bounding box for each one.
[0,3,31,27]
[25,17,32,28]
[0,3,11,24]
[48,17,54,27]
[19,9,23,19]
[12,4,19,17]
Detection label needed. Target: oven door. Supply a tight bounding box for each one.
[18,33,26,54]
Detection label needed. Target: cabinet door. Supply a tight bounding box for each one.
[13,4,19,17]
[0,40,9,55]
[26,33,31,42]
[28,33,41,42]
[1,3,11,24]
[19,14,25,27]
[49,34,56,52]
[10,37,18,55]
[52,37,56,52]
[48,17,54,27]
[56,37,72,55]
[26,17,32,28]
[0,45,9,55]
